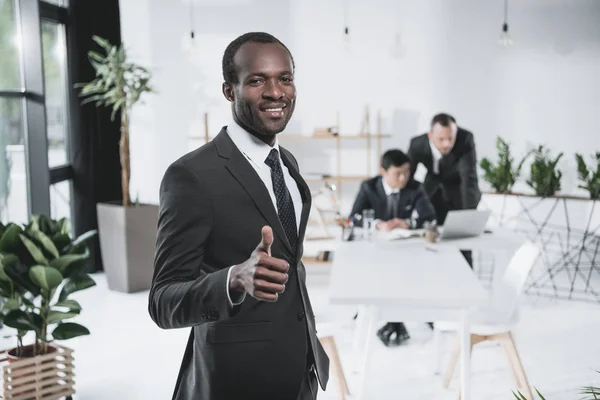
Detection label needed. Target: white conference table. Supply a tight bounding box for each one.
[326,229,526,400]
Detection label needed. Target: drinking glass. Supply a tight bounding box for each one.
[362,209,375,240]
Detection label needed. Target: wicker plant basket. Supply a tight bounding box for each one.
[0,344,74,400]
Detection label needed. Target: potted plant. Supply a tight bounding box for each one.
[513,370,600,399]
[76,35,157,293]
[0,214,97,399]
[575,152,600,199]
[526,145,563,197]
[479,136,530,194]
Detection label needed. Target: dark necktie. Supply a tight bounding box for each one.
[264,148,298,253]
[387,192,400,220]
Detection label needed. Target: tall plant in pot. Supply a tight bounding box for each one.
[479,136,531,194]
[526,145,563,197]
[575,152,600,199]
[76,35,153,207]
[0,215,96,399]
[76,36,158,293]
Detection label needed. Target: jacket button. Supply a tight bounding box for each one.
[297,312,305,321]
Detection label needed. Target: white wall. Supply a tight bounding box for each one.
[119,0,600,214]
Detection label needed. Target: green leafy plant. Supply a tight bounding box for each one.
[480,137,531,193]
[575,152,600,199]
[526,145,563,197]
[513,387,546,400]
[76,35,153,207]
[513,370,600,399]
[0,215,97,357]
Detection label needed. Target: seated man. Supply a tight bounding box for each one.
[350,149,436,346]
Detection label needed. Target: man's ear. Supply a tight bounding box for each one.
[222,83,234,102]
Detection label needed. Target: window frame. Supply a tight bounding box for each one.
[0,0,75,223]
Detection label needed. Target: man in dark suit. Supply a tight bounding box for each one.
[407,113,482,269]
[350,149,436,346]
[149,32,329,400]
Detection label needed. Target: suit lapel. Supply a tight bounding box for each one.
[280,148,311,254]
[215,130,293,255]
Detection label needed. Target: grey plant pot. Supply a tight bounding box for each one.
[96,202,158,293]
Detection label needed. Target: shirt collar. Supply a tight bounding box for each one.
[226,119,280,168]
[429,139,443,162]
[381,177,400,195]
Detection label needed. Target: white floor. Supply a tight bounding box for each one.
[2,268,599,400]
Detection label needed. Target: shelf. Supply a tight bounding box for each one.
[302,256,333,265]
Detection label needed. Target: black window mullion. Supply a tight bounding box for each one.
[17,0,51,218]
[39,1,68,23]
[49,165,74,184]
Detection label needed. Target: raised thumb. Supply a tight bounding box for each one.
[257,226,273,255]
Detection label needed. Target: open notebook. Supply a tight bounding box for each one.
[382,228,426,240]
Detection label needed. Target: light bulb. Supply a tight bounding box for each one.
[498,23,513,48]
[182,31,201,62]
[342,26,351,51]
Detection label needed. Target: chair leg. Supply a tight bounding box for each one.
[320,336,350,399]
[500,332,533,400]
[432,327,442,375]
[444,334,485,395]
[442,336,461,388]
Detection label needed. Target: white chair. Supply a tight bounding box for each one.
[316,319,351,400]
[433,241,540,400]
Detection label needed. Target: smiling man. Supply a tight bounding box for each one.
[149,32,329,400]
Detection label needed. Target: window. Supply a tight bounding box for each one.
[0,0,21,90]
[0,0,30,225]
[0,98,28,224]
[1,0,75,226]
[41,19,69,168]
[50,180,72,222]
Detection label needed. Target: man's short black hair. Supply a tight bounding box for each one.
[431,113,456,128]
[381,149,411,170]
[222,32,295,85]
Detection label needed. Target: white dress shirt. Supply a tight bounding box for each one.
[374,178,400,228]
[429,140,443,175]
[224,120,304,307]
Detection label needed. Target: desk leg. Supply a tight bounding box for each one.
[352,305,368,372]
[357,305,378,400]
[353,305,367,350]
[459,311,471,400]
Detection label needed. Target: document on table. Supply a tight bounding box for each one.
[383,228,425,240]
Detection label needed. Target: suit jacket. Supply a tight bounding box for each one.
[149,128,329,400]
[407,129,481,222]
[349,176,436,228]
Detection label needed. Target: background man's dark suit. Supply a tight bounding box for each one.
[149,129,329,399]
[350,176,436,227]
[407,128,481,268]
[407,128,481,224]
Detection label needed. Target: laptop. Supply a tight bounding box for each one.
[439,209,492,240]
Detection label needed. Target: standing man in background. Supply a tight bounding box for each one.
[149,32,328,400]
[407,113,481,268]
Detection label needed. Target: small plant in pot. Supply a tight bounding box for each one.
[575,152,600,199]
[0,214,97,360]
[480,136,531,194]
[526,145,563,197]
